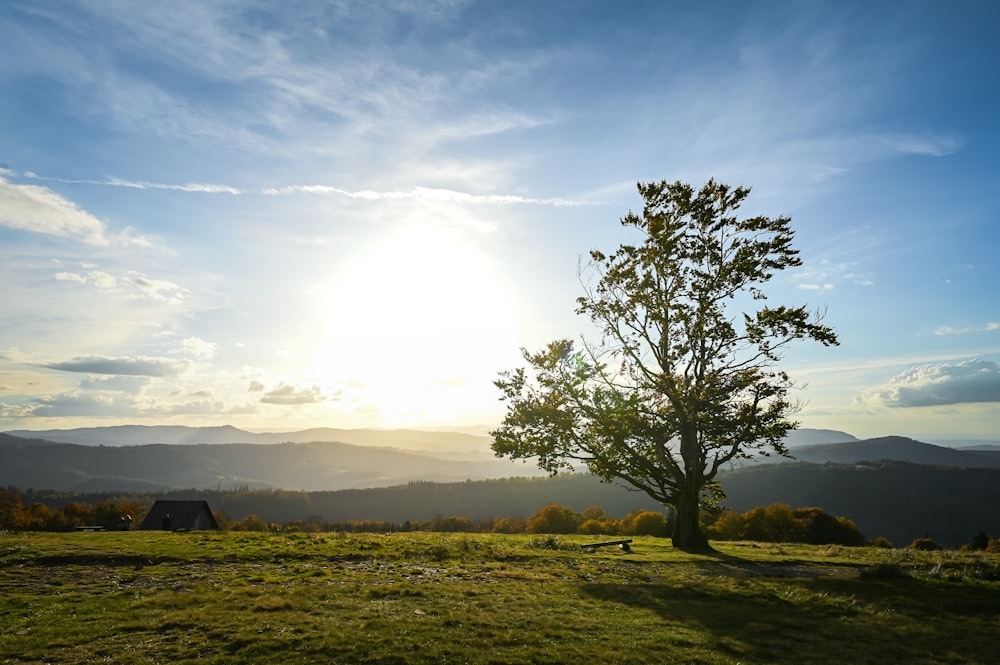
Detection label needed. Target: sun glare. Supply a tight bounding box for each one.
[312,223,519,426]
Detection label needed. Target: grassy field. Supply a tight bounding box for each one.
[1,531,998,664]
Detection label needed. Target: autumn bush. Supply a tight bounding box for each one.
[621,509,669,537]
[526,503,581,534]
[706,503,864,546]
[907,537,943,551]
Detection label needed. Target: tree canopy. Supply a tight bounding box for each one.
[491,179,838,552]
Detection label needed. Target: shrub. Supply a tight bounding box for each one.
[706,504,864,546]
[706,510,745,540]
[492,517,526,534]
[578,519,610,535]
[868,536,894,549]
[907,537,943,551]
[231,514,270,532]
[526,504,581,534]
[623,510,669,537]
[792,506,865,546]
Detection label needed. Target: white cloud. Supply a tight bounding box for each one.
[179,336,218,360]
[0,176,112,245]
[123,272,188,304]
[0,175,156,247]
[856,359,1000,408]
[55,270,117,289]
[53,266,189,304]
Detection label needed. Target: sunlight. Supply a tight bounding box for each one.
[312,222,520,426]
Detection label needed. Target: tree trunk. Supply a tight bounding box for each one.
[671,483,713,553]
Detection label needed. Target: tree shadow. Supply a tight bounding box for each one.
[579,571,998,664]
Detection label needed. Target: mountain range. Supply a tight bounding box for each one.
[5,426,1000,493]
[3,425,497,457]
[4,425,999,548]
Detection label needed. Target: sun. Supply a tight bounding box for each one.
[312,222,520,426]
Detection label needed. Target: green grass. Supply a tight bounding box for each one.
[2,531,998,664]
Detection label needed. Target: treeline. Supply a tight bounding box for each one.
[3,485,876,547]
[227,504,674,538]
[7,475,668,526]
[0,487,147,532]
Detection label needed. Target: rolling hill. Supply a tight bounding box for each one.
[2,425,494,456]
[786,436,1000,468]
[0,433,546,492]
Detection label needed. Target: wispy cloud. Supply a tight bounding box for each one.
[856,359,1000,408]
[878,133,963,157]
[934,322,1000,336]
[21,170,585,206]
[105,177,242,194]
[792,260,874,291]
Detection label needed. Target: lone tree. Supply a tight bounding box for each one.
[491,179,838,552]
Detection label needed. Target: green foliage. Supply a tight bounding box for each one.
[492,179,838,553]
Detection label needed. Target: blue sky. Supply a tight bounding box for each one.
[1,1,998,441]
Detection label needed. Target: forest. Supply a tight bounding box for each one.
[4,460,999,549]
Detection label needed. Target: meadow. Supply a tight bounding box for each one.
[1,531,997,664]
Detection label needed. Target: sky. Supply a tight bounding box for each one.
[1,0,998,442]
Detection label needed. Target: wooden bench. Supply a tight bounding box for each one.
[581,538,632,553]
[75,526,105,532]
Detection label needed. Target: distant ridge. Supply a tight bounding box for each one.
[788,436,1000,469]
[0,436,547,492]
[3,425,492,454]
[6,424,853,449]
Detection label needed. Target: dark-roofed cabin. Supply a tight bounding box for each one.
[139,500,220,531]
